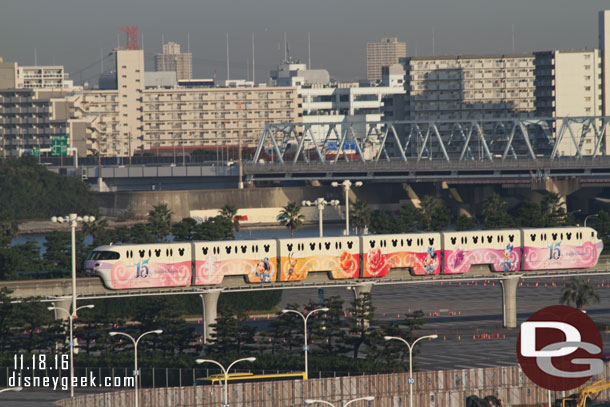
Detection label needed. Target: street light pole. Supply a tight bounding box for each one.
[281,307,329,379]
[384,334,438,407]
[331,181,362,236]
[585,214,599,228]
[305,396,375,407]
[302,199,340,237]
[196,357,256,407]
[51,214,95,319]
[0,387,22,393]
[47,304,95,398]
[109,329,163,407]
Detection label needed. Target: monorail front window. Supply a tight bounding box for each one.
[87,251,120,260]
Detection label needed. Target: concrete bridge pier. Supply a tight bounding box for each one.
[199,290,222,344]
[51,298,72,321]
[500,275,521,328]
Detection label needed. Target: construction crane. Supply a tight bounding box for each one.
[556,380,610,407]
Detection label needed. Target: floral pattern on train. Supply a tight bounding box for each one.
[195,257,277,285]
[280,251,360,281]
[362,247,441,277]
[444,243,521,274]
[106,260,192,289]
[522,241,602,270]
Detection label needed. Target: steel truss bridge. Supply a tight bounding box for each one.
[246,116,610,182]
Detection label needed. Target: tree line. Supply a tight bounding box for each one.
[0,286,424,377]
[276,192,601,238]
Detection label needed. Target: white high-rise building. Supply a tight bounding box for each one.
[600,10,610,116]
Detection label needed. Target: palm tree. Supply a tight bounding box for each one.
[560,278,600,310]
[350,199,371,235]
[219,203,240,232]
[81,210,109,247]
[482,193,512,229]
[278,202,304,238]
[542,192,568,226]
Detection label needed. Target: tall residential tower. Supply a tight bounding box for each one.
[154,42,193,80]
[366,37,406,82]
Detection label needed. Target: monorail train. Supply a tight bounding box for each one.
[84,226,603,290]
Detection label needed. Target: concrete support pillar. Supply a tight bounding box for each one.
[51,298,72,322]
[200,290,222,344]
[500,275,521,329]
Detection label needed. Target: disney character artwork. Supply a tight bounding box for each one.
[423,247,438,274]
[253,257,273,282]
[500,243,515,271]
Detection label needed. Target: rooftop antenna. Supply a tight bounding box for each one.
[247,58,250,81]
[308,32,311,69]
[252,32,255,84]
[432,27,435,56]
[226,33,230,81]
[284,32,287,61]
[120,26,140,49]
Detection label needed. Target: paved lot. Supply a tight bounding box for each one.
[4,276,610,405]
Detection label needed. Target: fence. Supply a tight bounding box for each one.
[53,363,610,407]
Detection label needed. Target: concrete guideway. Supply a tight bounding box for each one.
[3,261,610,339]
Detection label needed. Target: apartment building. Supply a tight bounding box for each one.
[155,42,193,81]
[0,61,71,89]
[0,88,99,158]
[405,54,536,122]
[366,37,406,82]
[534,49,603,155]
[139,86,301,151]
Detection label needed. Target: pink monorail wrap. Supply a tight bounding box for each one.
[522,241,602,270]
[444,246,521,274]
[108,260,192,289]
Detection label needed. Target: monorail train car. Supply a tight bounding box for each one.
[361,233,442,277]
[84,243,192,289]
[194,240,278,285]
[84,226,603,290]
[521,227,603,270]
[277,236,361,281]
[442,229,522,274]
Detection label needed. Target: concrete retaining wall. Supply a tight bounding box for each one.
[54,364,610,407]
[94,184,410,221]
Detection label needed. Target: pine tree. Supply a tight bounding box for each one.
[344,292,376,359]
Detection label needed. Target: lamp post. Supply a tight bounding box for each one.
[109,329,163,407]
[195,357,256,407]
[305,396,375,407]
[0,387,22,393]
[281,307,329,379]
[51,214,95,319]
[47,304,95,398]
[302,198,340,237]
[384,334,437,407]
[331,181,362,235]
[585,214,599,228]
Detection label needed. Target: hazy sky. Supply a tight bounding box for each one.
[1,0,608,83]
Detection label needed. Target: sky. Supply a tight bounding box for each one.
[1,0,609,83]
